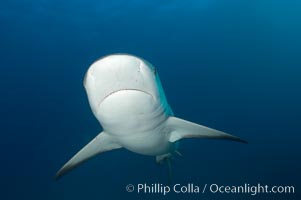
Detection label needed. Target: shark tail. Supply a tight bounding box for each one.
[156,151,182,185]
[167,158,173,185]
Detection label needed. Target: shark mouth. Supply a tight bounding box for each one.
[98,89,153,106]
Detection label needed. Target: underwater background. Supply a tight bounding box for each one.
[1,0,300,199]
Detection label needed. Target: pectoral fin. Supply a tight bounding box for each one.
[55,132,121,180]
[166,117,247,143]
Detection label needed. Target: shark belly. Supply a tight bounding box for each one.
[113,125,174,156]
[97,89,172,156]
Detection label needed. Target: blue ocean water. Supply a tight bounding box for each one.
[1,0,300,199]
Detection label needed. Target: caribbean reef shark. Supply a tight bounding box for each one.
[56,54,246,179]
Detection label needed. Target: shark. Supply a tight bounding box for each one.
[55,54,247,180]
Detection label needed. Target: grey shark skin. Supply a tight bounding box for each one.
[56,54,246,179]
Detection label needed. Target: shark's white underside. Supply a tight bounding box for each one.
[56,54,246,179]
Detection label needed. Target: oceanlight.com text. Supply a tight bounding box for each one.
[208,183,295,196]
